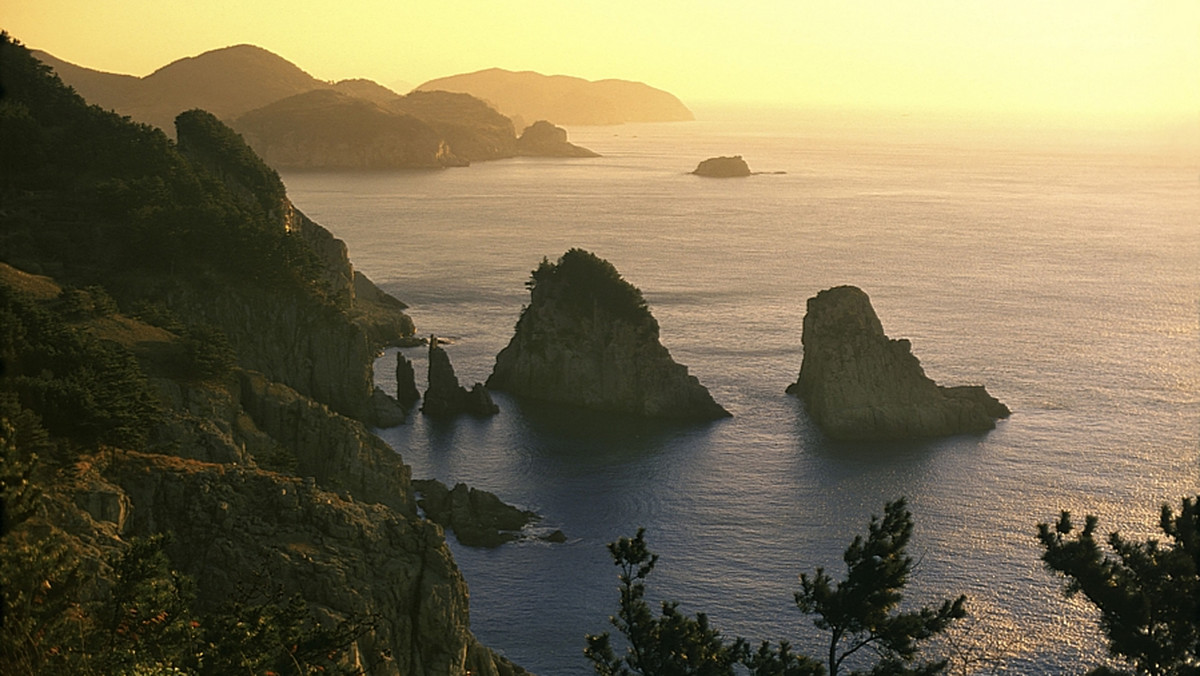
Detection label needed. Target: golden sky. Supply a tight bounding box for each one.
[8,0,1200,123]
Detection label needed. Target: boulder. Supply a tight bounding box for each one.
[422,338,499,417]
[692,155,751,178]
[516,120,600,158]
[487,249,729,420]
[787,286,1009,440]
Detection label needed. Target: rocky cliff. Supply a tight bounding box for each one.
[787,286,1009,440]
[487,249,729,420]
[1,36,523,675]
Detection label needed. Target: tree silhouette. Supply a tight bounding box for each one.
[795,499,966,676]
[1038,497,1200,675]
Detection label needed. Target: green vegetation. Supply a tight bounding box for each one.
[589,500,963,676]
[0,32,325,302]
[527,248,652,323]
[0,284,162,449]
[1039,498,1200,676]
[795,498,966,676]
[585,528,749,675]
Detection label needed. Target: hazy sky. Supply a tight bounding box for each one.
[8,1,1200,123]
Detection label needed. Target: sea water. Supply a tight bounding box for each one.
[281,108,1199,674]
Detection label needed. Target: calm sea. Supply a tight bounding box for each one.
[281,108,1199,674]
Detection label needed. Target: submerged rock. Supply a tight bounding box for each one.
[487,249,729,420]
[692,155,751,178]
[422,338,499,417]
[787,285,1009,440]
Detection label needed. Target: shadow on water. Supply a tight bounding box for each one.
[503,393,729,465]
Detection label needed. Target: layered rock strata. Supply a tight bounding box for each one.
[487,249,729,420]
[787,285,1009,440]
[422,339,499,417]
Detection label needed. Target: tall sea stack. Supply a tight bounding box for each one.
[787,286,1009,440]
[486,249,729,420]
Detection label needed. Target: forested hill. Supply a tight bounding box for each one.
[0,33,523,675]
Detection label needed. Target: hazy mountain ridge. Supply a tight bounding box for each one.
[417,67,695,126]
[31,44,607,168]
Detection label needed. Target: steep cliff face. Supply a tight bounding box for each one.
[487,249,729,420]
[787,286,1009,440]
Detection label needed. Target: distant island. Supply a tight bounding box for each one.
[31,44,604,169]
[416,67,694,127]
[692,155,752,177]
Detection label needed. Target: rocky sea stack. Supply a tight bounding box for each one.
[692,155,751,178]
[487,249,729,420]
[423,339,500,417]
[787,286,1009,440]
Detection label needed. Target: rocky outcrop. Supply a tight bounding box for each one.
[396,352,421,410]
[692,155,751,178]
[487,249,730,420]
[422,339,499,417]
[413,479,542,548]
[97,451,525,676]
[787,286,1010,440]
[516,120,600,158]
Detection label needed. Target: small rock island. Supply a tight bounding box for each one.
[487,249,730,420]
[516,120,600,157]
[692,155,751,178]
[787,286,1009,440]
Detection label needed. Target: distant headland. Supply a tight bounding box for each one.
[27,44,697,170]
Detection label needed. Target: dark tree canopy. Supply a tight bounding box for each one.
[1038,497,1200,676]
[795,498,966,676]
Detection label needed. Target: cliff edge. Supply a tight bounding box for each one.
[487,249,729,420]
[786,286,1009,440]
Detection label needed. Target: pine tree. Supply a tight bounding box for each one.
[795,498,966,676]
[1038,497,1200,675]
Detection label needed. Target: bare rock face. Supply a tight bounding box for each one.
[422,339,499,417]
[787,286,1009,440]
[692,155,751,178]
[487,249,729,420]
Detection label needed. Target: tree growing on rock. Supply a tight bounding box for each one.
[1038,497,1200,676]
